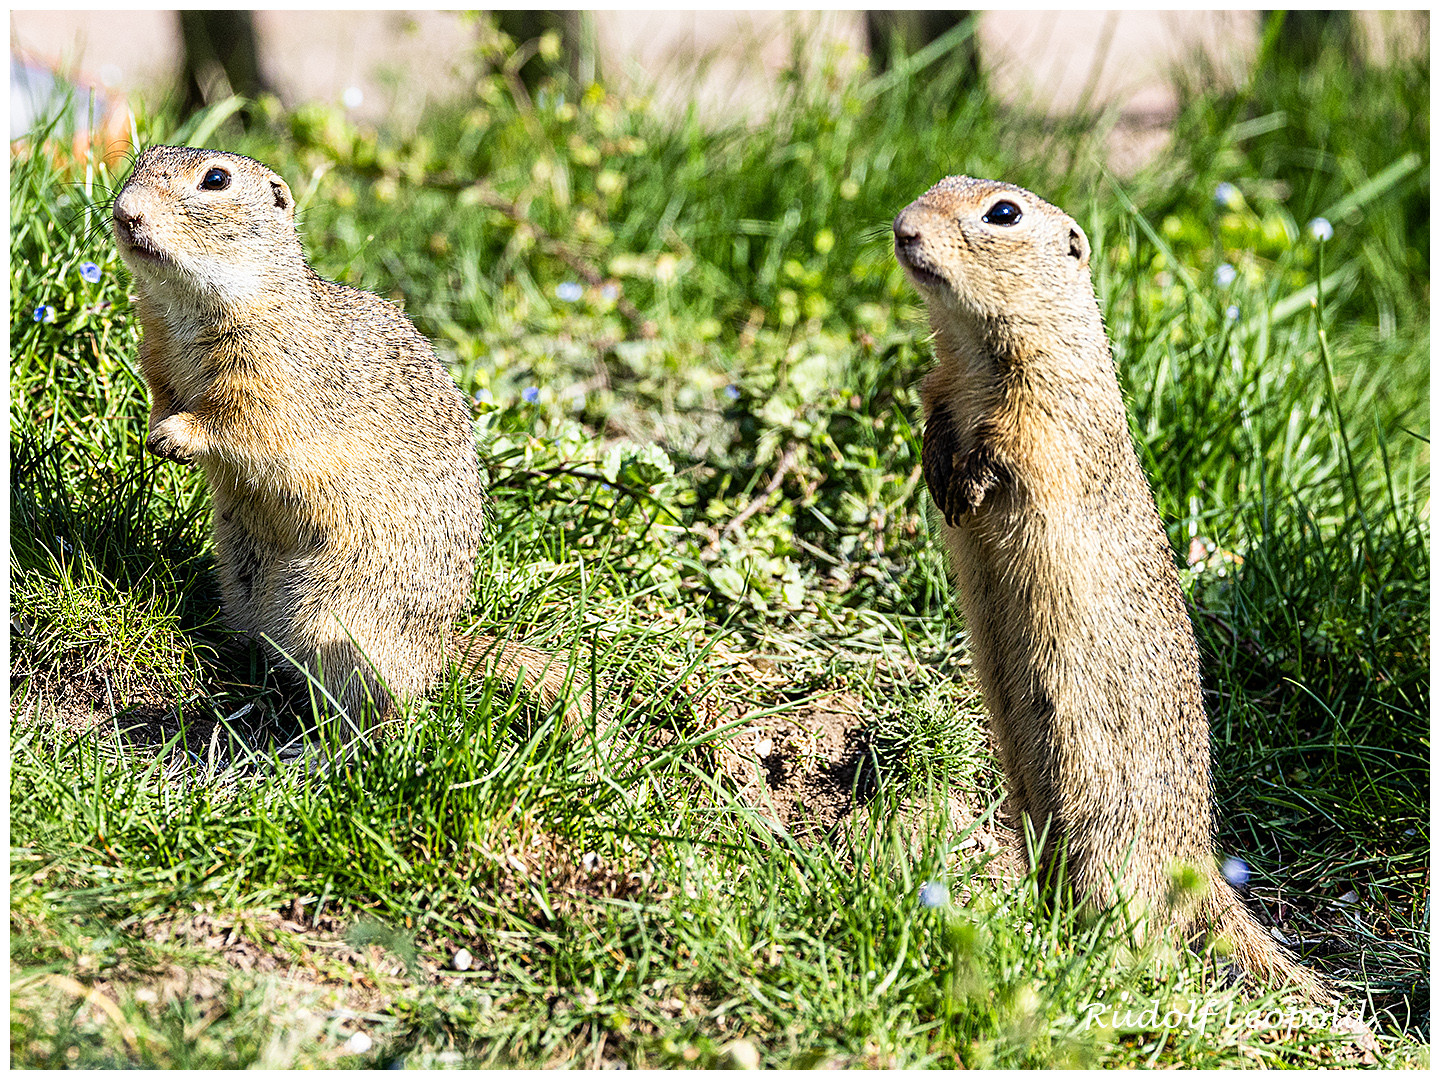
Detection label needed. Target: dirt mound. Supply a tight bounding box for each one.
[713,686,1019,881]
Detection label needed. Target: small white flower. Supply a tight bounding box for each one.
[1308,217,1334,242]
[1213,181,1240,209]
[1214,263,1237,288]
[345,1031,372,1054]
[555,281,583,302]
[1221,857,1250,889]
[725,1039,760,1070]
[1225,304,1240,322]
[918,881,950,908]
[452,947,473,971]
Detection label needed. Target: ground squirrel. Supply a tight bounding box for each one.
[112,145,583,729]
[892,175,1332,1000]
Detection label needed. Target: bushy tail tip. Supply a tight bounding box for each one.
[1196,877,1331,1004]
[449,632,598,732]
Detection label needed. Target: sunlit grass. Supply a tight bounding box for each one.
[10,17,1427,1067]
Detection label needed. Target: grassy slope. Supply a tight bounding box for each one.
[10,20,1428,1067]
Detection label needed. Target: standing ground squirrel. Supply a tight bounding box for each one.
[893,175,1333,1001]
[113,145,583,728]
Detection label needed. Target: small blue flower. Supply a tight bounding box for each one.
[918,881,950,909]
[521,386,540,403]
[1221,857,1250,889]
[600,283,619,302]
[1308,217,1333,242]
[1214,263,1237,288]
[32,304,55,323]
[79,261,102,283]
[723,384,741,401]
[1213,181,1240,210]
[555,281,583,303]
[473,388,493,405]
[1225,304,1240,322]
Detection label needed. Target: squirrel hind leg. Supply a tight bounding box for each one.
[275,621,429,736]
[301,638,401,734]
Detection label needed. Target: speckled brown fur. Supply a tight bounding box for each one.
[114,145,582,727]
[893,175,1329,1001]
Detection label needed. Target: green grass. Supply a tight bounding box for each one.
[10,17,1428,1067]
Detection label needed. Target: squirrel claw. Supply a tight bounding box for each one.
[146,433,192,463]
[147,413,199,463]
[947,449,1001,519]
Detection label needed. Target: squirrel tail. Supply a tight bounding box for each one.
[1195,876,1381,1057]
[1194,874,1332,1004]
[447,631,597,732]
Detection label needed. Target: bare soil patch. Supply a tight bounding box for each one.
[706,676,1020,884]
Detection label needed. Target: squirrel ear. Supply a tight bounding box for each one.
[269,177,294,221]
[1068,224,1090,267]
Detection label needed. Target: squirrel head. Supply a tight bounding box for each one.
[113,145,304,311]
[893,176,1098,344]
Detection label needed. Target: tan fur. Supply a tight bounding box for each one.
[113,145,588,728]
[893,175,1328,1001]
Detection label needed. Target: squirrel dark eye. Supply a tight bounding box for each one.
[199,167,231,191]
[982,200,1022,226]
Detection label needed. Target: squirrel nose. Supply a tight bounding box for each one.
[892,208,919,243]
[893,206,929,252]
[112,193,142,233]
[893,207,926,260]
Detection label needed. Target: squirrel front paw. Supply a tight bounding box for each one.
[923,406,1005,525]
[943,447,1003,521]
[147,412,202,463]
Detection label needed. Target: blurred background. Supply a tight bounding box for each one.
[9,10,1425,175]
